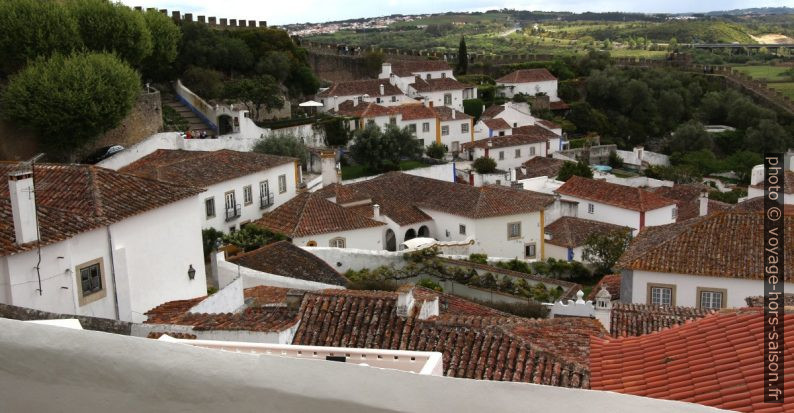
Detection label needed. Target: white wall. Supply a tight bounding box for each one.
[293,227,385,251]
[628,270,794,308]
[417,90,467,111]
[439,119,473,152]
[189,276,244,314]
[133,322,291,344]
[473,144,546,170]
[493,106,535,128]
[498,80,559,101]
[472,213,543,260]
[645,205,677,227]
[560,195,641,235]
[215,251,346,290]
[302,247,406,273]
[319,94,410,112]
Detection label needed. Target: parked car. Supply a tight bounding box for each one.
[80,145,124,164]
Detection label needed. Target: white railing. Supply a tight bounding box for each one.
[158,336,444,376]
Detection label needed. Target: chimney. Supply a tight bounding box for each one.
[373,204,380,219]
[633,146,644,163]
[8,170,38,244]
[593,287,612,332]
[382,62,392,77]
[418,296,439,320]
[379,83,385,96]
[451,109,456,120]
[487,140,493,147]
[509,167,517,182]
[395,284,415,317]
[320,150,339,186]
[286,289,305,310]
[353,98,359,107]
[699,190,708,217]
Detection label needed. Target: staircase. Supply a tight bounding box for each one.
[161,94,216,136]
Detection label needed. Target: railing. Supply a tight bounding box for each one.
[225,204,241,221]
[260,192,274,209]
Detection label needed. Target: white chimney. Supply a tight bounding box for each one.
[379,83,385,96]
[418,296,439,320]
[633,146,644,163]
[509,167,517,182]
[373,203,380,219]
[320,150,339,187]
[396,284,415,317]
[593,287,612,332]
[487,140,493,147]
[382,62,392,77]
[8,170,38,244]
[451,110,456,120]
[699,190,708,217]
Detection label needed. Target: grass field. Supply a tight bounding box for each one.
[733,65,793,82]
[341,160,427,180]
[768,82,794,99]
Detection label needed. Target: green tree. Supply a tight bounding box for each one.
[463,98,484,121]
[361,51,384,77]
[382,124,423,167]
[314,115,352,147]
[253,133,308,165]
[201,228,224,257]
[667,37,678,51]
[472,156,497,174]
[67,0,153,67]
[607,151,624,169]
[0,0,80,76]
[557,161,593,181]
[744,119,791,154]
[222,225,285,252]
[581,229,632,275]
[456,36,468,75]
[425,142,447,159]
[668,120,713,153]
[350,123,386,171]
[417,278,443,292]
[255,51,292,83]
[1,52,140,160]
[223,75,284,120]
[140,9,181,81]
[181,66,224,99]
[724,151,762,184]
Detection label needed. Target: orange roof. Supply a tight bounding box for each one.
[389,103,437,120]
[590,311,794,413]
[481,118,511,130]
[496,69,557,84]
[557,176,677,212]
[333,100,393,118]
[461,133,551,150]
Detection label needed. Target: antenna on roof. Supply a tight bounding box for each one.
[24,153,46,295]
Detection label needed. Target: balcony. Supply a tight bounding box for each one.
[225,204,241,221]
[260,192,274,209]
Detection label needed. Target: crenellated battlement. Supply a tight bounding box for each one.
[132,6,266,29]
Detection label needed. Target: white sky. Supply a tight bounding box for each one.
[118,0,794,26]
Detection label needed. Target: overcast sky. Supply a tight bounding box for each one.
[119,0,794,26]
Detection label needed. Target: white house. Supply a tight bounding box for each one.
[432,106,474,154]
[379,61,454,92]
[406,77,476,112]
[120,149,300,233]
[746,150,794,204]
[544,217,631,263]
[555,176,678,236]
[474,118,512,140]
[481,102,535,129]
[0,163,208,323]
[316,78,409,112]
[495,68,560,101]
[462,133,550,170]
[617,211,793,309]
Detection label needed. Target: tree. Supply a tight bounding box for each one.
[667,120,713,153]
[0,0,80,76]
[724,151,762,184]
[557,161,593,181]
[667,37,678,51]
[607,151,624,169]
[255,51,292,83]
[581,229,632,275]
[223,75,284,121]
[744,119,791,154]
[425,142,447,159]
[463,98,484,121]
[140,9,181,81]
[253,133,308,165]
[349,124,422,172]
[181,66,224,99]
[457,36,468,75]
[1,52,140,160]
[350,124,387,172]
[382,124,423,167]
[67,0,153,67]
[314,115,351,147]
[472,157,497,174]
[361,51,384,77]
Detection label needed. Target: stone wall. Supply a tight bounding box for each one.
[0,302,132,335]
[90,89,163,155]
[306,52,373,82]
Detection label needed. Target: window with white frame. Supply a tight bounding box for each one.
[461,123,469,133]
[329,237,346,248]
[441,72,446,78]
[444,94,452,105]
[366,119,375,127]
[524,243,536,258]
[459,224,466,235]
[205,197,215,218]
[422,122,430,132]
[515,149,521,158]
[426,74,431,80]
[698,288,726,309]
[507,222,521,239]
[391,96,397,102]
[441,125,449,136]
[243,185,253,205]
[649,285,674,306]
[278,174,287,193]
[587,203,594,214]
[389,117,397,125]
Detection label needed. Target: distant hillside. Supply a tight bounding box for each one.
[702,7,794,16]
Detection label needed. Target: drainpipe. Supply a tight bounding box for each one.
[106,226,120,320]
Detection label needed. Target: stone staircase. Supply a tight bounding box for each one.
[161,94,216,136]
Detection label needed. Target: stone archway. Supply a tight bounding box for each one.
[385,229,396,252]
[404,228,416,242]
[418,225,430,238]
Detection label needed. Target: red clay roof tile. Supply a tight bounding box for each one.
[228,241,348,286]
[557,176,677,212]
[545,217,631,248]
[496,69,557,83]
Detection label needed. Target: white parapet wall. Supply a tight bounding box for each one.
[301,247,407,273]
[216,251,346,291]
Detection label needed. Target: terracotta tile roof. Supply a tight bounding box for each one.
[750,170,794,194]
[617,212,794,280]
[649,184,709,221]
[228,241,348,286]
[292,288,600,387]
[536,119,561,130]
[556,176,677,212]
[253,191,385,237]
[119,149,295,188]
[347,172,555,222]
[481,118,511,131]
[545,217,631,248]
[333,100,394,118]
[144,286,300,332]
[730,196,794,215]
[516,157,565,179]
[388,103,437,120]
[314,182,371,205]
[431,105,472,121]
[512,125,559,138]
[585,274,621,301]
[410,77,472,92]
[608,303,715,337]
[590,311,794,412]
[481,105,505,119]
[0,163,203,256]
[496,69,557,84]
[462,134,550,151]
[745,293,794,307]
[549,101,570,110]
[389,60,451,77]
[317,79,403,98]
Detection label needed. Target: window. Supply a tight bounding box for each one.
[530,147,536,156]
[587,203,595,214]
[408,124,417,133]
[524,243,536,258]
[259,180,272,208]
[391,96,396,102]
[648,283,675,306]
[499,151,505,160]
[461,123,469,133]
[452,141,460,152]
[498,131,506,136]
[329,237,346,248]
[422,122,430,132]
[389,117,397,125]
[306,240,317,247]
[513,122,517,127]
[366,119,375,127]
[376,97,382,103]
[205,197,215,218]
[76,259,106,306]
[441,125,449,136]
[697,288,726,309]
[443,94,452,105]
[426,74,431,80]
[515,149,521,158]
[672,207,678,220]
[229,225,237,233]
[507,222,521,239]
[459,224,466,235]
[278,174,287,193]
[441,72,446,78]
[243,185,253,205]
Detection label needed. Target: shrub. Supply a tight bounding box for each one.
[557,161,593,181]
[425,142,447,159]
[417,278,443,292]
[472,156,497,174]
[467,298,549,318]
[463,98,484,121]
[201,228,224,258]
[253,133,308,165]
[468,253,488,264]
[607,151,624,169]
[67,0,153,67]
[222,225,285,252]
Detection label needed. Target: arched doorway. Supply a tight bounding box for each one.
[418,225,430,238]
[404,228,416,242]
[218,114,234,135]
[385,229,396,252]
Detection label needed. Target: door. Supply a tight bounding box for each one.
[225,191,236,216]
